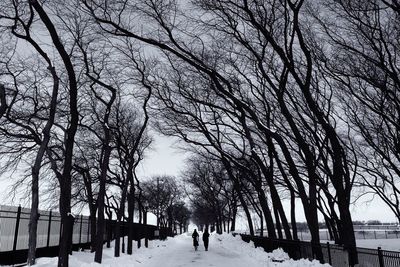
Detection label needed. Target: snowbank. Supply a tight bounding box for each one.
[213,233,331,267]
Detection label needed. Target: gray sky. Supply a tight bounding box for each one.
[135,134,188,179]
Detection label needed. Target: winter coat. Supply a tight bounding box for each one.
[192,231,199,246]
[202,231,210,247]
[202,232,210,242]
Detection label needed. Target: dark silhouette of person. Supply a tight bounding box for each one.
[192,229,199,251]
[202,228,210,251]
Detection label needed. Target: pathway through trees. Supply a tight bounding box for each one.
[137,234,251,267]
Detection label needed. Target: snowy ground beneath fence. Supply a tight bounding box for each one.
[10,233,331,267]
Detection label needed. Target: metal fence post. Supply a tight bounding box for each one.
[59,215,62,246]
[122,223,125,253]
[144,209,148,248]
[298,241,302,260]
[79,214,83,245]
[12,205,22,263]
[327,242,332,265]
[68,214,75,255]
[378,247,385,267]
[46,210,52,247]
[87,216,90,243]
[106,219,111,248]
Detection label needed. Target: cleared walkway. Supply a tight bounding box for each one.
[137,233,252,267]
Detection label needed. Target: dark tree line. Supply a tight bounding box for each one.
[184,155,238,234]
[77,0,400,265]
[0,1,189,266]
[0,1,399,266]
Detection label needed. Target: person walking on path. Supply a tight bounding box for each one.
[192,229,199,251]
[202,229,210,251]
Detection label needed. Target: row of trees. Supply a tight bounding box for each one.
[184,155,238,234]
[0,0,399,266]
[70,0,396,266]
[141,175,191,233]
[0,1,190,266]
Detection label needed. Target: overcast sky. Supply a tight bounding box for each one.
[135,134,188,179]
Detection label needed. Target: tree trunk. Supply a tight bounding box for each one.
[215,217,220,234]
[92,79,116,263]
[89,211,97,252]
[114,219,121,257]
[338,201,358,266]
[94,124,115,262]
[94,143,112,263]
[273,206,283,239]
[127,184,135,255]
[252,150,292,239]
[237,189,254,236]
[58,192,73,267]
[304,176,323,262]
[114,180,129,257]
[290,189,298,240]
[27,179,39,266]
[27,43,59,267]
[255,187,276,238]
[94,174,106,262]
[230,206,237,232]
[0,84,7,119]
[324,215,333,241]
[28,3,79,266]
[274,193,292,239]
[6,14,59,265]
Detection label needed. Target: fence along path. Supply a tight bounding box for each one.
[0,204,173,265]
[240,234,400,267]
[0,205,90,253]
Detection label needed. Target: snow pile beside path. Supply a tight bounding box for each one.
[30,236,198,267]
[31,238,169,267]
[214,233,331,267]
[34,243,139,267]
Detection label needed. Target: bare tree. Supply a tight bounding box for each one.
[81,1,362,262]
[142,175,182,229]
[312,0,400,224]
[0,2,63,263]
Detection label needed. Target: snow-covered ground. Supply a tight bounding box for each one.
[20,233,331,267]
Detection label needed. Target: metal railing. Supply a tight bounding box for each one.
[240,234,400,267]
[274,229,400,241]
